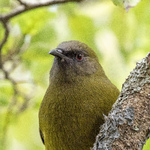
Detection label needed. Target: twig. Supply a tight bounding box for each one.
[0,0,82,69]
[0,21,10,69]
[0,1,82,149]
[0,0,82,21]
[17,0,28,6]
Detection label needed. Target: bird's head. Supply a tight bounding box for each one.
[49,41,105,83]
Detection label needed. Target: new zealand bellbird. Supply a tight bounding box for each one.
[39,40,119,150]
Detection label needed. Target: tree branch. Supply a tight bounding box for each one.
[92,53,150,150]
[0,0,82,21]
[0,0,82,69]
[0,21,10,69]
[17,0,28,6]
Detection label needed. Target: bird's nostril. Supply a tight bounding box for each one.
[57,49,63,54]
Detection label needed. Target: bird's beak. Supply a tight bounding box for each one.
[49,49,65,59]
[49,48,71,63]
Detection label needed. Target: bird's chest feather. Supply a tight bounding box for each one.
[43,84,95,128]
[39,82,102,149]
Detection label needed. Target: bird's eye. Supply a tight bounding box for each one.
[76,53,84,61]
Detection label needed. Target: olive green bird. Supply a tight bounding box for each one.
[39,40,119,150]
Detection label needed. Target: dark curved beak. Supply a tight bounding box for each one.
[49,48,71,63]
[49,49,65,58]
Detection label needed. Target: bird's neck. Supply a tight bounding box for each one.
[50,63,107,85]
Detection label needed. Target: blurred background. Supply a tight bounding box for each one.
[0,0,150,149]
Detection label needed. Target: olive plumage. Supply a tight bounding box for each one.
[39,40,119,150]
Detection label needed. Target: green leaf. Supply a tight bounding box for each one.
[12,8,56,35]
[112,0,124,6]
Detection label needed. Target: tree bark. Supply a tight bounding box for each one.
[92,53,150,150]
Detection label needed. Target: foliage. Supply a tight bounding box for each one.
[0,0,150,149]
[112,0,141,11]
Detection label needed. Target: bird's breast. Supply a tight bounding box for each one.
[39,82,103,150]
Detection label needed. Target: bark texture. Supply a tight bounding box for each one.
[92,53,150,150]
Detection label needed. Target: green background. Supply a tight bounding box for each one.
[0,0,150,149]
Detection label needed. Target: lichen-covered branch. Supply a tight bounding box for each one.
[92,53,150,150]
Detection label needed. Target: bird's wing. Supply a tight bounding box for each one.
[39,129,45,145]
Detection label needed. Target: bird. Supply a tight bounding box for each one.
[39,40,120,150]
